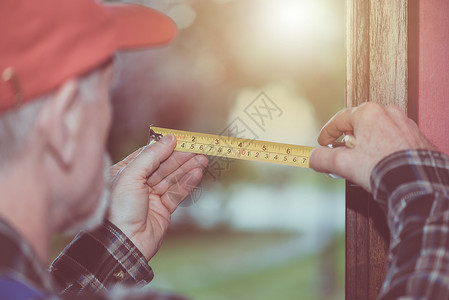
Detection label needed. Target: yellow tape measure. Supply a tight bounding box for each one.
[150,127,315,168]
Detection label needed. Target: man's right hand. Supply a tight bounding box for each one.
[107,135,208,260]
[309,103,435,192]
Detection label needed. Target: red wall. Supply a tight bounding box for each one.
[419,0,449,155]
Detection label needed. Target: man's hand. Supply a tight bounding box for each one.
[107,135,208,260]
[310,103,435,192]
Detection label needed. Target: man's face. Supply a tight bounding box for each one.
[60,62,115,234]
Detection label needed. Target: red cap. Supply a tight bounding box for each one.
[0,0,177,114]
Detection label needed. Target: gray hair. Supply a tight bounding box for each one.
[0,67,105,168]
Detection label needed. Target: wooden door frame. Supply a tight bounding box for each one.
[345,1,419,299]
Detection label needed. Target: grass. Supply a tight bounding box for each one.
[147,229,345,300]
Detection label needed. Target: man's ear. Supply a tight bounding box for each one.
[37,79,82,168]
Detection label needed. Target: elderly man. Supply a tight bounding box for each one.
[3,1,449,300]
[0,0,207,299]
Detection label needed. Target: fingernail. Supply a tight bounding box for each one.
[328,173,344,179]
[160,134,174,145]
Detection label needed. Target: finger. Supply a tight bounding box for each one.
[385,104,406,118]
[317,108,355,146]
[310,147,370,190]
[385,105,421,136]
[385,105,411,129]
[310,146,358,179]
[384,105,433,148]
[146,151,196,187]
[152,154,208,195]
[110,146,146,178]
[318,102,390,146]
[121,134,176,179]
[309,147,341,174]
[161,168,204,213]
[385,105,415,137]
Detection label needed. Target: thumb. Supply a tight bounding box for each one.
[123,135,177,179]
[309,147,341,175]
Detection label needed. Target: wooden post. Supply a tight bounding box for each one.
[345,0,418,299]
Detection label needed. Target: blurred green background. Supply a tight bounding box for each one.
[54,0,346,299]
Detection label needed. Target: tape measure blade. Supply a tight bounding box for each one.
[150,126,313,168]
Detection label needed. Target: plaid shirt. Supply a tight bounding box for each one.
[0,219,185,300]
[371,150,449,299]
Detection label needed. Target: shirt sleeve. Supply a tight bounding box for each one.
[370,149,449,299]
[50,220,154,295]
